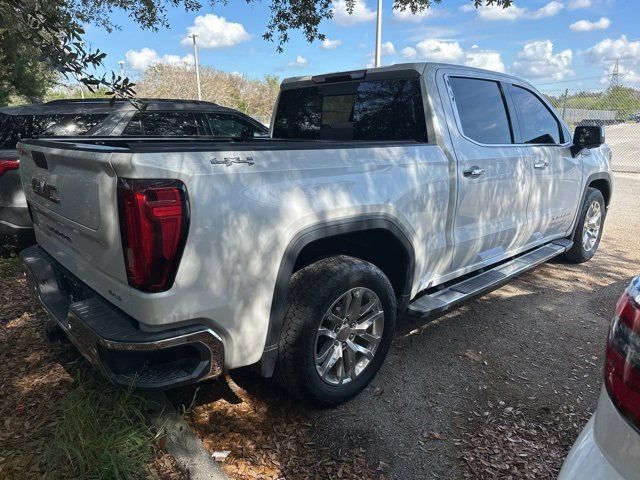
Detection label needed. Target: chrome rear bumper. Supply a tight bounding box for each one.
[21,245,224,389]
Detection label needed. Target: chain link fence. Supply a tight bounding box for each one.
[543,84,640,173]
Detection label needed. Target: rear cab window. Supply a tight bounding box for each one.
[272,77,428,142]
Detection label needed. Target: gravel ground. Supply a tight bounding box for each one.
[180,173,640,479]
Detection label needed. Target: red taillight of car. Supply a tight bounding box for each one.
[117,179,189,293]
[0,157,19,177]
[605,276,640,430]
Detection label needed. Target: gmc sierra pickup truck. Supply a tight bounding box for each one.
[18,63,612,406]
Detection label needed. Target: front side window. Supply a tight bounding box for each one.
[123,112,200,136]
[206,113,267,137]
[510,86,562,144]
[272,77,427,142]
[449,77,513,145]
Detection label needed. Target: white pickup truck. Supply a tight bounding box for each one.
[18,63,612,406]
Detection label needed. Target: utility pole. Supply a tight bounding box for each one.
[374,0,382,68]
[609,58,620,90]
[189,33,202,100]
[118,60,125,79]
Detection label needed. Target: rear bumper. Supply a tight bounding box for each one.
[20,245,224,389]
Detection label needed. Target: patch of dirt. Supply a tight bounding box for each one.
[168,371,386,480]
[458,402,589,479]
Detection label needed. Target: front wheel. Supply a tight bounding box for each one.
[563,188,606,263]
[275,256,396,407]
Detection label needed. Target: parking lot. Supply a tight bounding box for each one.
[2,173,638,479]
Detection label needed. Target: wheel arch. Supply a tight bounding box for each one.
[570,172,612,239]
[259,214,416,377]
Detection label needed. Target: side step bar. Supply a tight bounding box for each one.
[408,239,573,318]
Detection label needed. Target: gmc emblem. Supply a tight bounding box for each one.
[32,178,60,204]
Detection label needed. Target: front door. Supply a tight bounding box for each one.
[506,84,582,244]
[443,74,531,273]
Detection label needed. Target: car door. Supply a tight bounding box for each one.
[506,83,582,244]
[441,72,531,274]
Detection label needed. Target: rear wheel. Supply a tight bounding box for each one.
[275,256,396,407]
[563,188,605,263]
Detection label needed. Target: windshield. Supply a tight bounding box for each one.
[0,113,107,148]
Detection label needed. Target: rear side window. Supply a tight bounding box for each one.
[123,112,201,136]
[510,86,562,144]
[449,77,513,145]
[273,78,427,142]
[0,113,106,148]
[206,113,267,137]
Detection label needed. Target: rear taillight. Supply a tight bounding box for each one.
[117,179,189,293]
[0,157,19,177]
[605,276,640,430]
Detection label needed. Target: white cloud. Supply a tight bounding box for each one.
[125,48,194,72]
[381,41,396,56]
[180,14,250,49]
[392,7,440,23]
[465,47,506,73]
[511,40,574,80]
[287,55,309,68]
[585,36,640,66]
[401,39,464,62]
[570,17,610,32]
[473,1,564,21]
[568,0,592,10]
[332,0,377,25]
[321,38,342,49]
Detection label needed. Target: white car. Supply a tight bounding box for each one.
[559,276,640,479]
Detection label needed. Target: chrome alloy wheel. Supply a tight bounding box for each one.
[582,201,602,252]
[314,287,384,386]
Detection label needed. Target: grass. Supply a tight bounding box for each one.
[45,378,157,480]
[0,254,21,277]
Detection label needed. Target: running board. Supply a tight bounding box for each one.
[408,239,573,318]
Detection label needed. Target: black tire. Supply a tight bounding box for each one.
[275,255,396,407]
[563,188,606,263]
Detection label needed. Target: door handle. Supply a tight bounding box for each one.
[463,167,485,178]
[534,160,549,169]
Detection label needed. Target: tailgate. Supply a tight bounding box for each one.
[18,141,129,294]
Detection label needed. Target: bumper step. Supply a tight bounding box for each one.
[408,240,572,318]
[21,245,224,389]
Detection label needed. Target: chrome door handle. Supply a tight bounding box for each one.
[534,160,549,169]
[463,167,485,178]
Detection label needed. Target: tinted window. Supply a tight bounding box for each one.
[0,113,106,148]
[123,112,200,136]
[510,86,562,144]
[207,113,267,137]
[449,77,512,145]
[273,78,427,142]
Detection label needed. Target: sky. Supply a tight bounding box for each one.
[83,0,640,94]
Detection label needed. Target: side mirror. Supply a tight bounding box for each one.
[571,125,605,157]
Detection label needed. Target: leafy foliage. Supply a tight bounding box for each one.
[1,0,514,102]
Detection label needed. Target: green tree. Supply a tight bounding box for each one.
[0,0,514,103]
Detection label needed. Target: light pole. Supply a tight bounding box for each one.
[189,33,202,101]
[374,0,382,67]
[118,60,125,79]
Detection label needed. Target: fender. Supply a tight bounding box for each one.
[259,214,416,377]
[569,171,612,239]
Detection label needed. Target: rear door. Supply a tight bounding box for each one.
[441,72,531,273]
[506,83,581,243]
